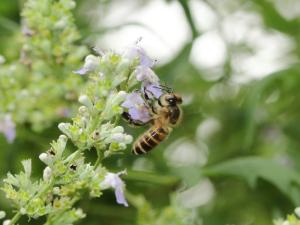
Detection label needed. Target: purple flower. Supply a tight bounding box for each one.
[73,67,89,75]
[100,171,128,207]
[123,44,161,86]
[135,66,159,84]
[0,114,16,143]
[123,45,154,68]
[143,83,163,99]
[121,92,151,123]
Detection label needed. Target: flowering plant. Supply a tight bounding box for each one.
[1,30,175,224]
[0,0,202,224]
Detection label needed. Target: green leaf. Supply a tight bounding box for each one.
[202,157,300,205]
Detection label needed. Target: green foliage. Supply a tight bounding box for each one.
[128,194,199,225]
[203,157,300,205]
[1,0,300,224]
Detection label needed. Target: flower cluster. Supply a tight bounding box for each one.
[0,0,87,135]
[121,44,163,124]
[2,42,159,224]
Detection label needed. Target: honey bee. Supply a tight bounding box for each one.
[122,86,183,155]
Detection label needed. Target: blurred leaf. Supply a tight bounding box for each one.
[203,157,300,205]
[252,0,300,35]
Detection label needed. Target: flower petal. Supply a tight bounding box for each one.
[99,172,129,207]
[135,66,159,83]
[0,115,16,143]
[121,92,144,108]
[115,187,129,207]
[144,83,163,99]
[73,67,89,75]
[124,45,154,68]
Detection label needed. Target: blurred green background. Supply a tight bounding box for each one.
[1,0,300,224]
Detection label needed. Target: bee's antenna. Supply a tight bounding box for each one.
[135,36,143,45]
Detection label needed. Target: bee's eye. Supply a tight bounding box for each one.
[167,98,176,104]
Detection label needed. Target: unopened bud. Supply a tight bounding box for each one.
[295,207,300,217]
[111,133,124,142]
[39,153,52,165]
[111,126,124,133]
[78,95,93,109]
[0,211,5,219]
[58,123,71,137]
[3,220,11,225]
[43,167,52,181]
[124,135,133,144]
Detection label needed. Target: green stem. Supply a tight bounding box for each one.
[177,0,199,40]
[9,212,21,225]
[94,148,103,168]
[125,170,180,186]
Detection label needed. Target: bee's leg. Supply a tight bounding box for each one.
[122,112,147,126]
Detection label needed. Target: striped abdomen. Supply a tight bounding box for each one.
[132,126,169,155]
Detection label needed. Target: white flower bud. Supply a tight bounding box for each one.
[53,187,60,195]
[39,153,52,165]
[111,91,127,106]
[78,95,93,109]
[75,208,85,218]
[0,55,5,64]
[20,208,26,215]
[55,134,68,157]
[43,167,52,181]
[58,134,68,144]
[111,126,124,133]
[124,135,133,144]
[84,55,99,71]
[111,133,124,142]
[295,207,300,217]
[3,220,11,225]
[282,221,290,225]
[117,91,127,98]
[0,211,5,219]
[58,123,68,132]
[58,123,71,137]
[118,143,127,150]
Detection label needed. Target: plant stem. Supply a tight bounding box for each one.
[9,212,21,225]
[94,148,103,168]
[177,0,199,40]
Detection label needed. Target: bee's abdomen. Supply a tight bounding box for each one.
[133,127,169,155]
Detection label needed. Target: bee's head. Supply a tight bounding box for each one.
[160,93,182,106]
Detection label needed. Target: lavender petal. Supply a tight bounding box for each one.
[115,187,129,207]
[144,83,163,99]
[73,67,90,75]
